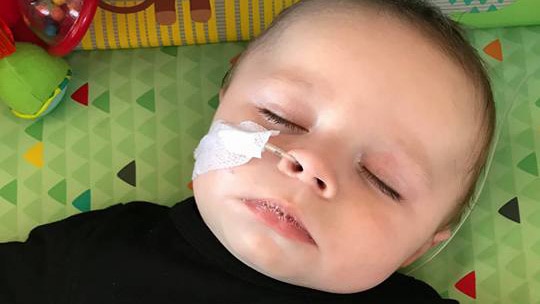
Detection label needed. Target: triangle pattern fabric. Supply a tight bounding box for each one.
[498,197,521,223]
[454,271,476,299]
[117,160,136,187]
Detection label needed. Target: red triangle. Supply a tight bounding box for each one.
[483,39,503,61]
[454,270,476,299]
[71,83,89,106]
[187,181,193,190]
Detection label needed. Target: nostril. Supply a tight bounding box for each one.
[294,162,304,172]
[316,178,326,190]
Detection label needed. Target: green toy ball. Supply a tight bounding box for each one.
[0,43,71,119]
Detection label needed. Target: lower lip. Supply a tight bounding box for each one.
[243,199,316,245]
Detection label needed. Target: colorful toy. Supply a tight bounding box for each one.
[0,19,71,119]
[0,0,98,56]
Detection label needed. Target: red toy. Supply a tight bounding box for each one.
[0,0,98,56]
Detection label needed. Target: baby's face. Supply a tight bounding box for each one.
[194,12,478,293]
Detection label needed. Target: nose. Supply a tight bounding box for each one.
[276,149,338,199]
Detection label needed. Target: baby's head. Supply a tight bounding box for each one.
[193,0,495,293]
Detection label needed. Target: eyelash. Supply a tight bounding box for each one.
[258,107,401,202]
[257,108,307,132]
[359,166,402,201]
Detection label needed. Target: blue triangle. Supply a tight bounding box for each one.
[72,189,91,212]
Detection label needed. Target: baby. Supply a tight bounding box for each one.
[0,0,495,303]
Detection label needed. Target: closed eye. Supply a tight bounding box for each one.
[257,108,308,132]
[358,166,402,201]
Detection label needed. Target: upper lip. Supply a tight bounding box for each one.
[241,197,315,243]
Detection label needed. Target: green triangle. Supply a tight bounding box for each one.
[70,110,89,133]
[48,179,67,204]
[48,153,66,176]
[0,179,17,205]
[116,135,135,158]
[160,46,178,57]
[135,67,154,84]
[159,83,178,105]
[521,179,540,200]
[95,172,113,196]
[475,216,495,239]
[185,67,202,89]
[23,170,42,195]
[0,208,17,235]
[511,101,532,125]
[163,137,181,159]
[163,163,183,188]
[508,283,530,304]
[92,117,111,141]
[93,68,111,89]
[140,144,157,166]
[476,244,498,268]
[535,98,540,108]
[139,171,158,195]
[493,170,515,195]
[0,127,18,149]
[112,81,132,103]
[47,126,66,149]
[72,162,90,186]
[161,111,181,134]
[0,154,17,176]
[72,189,91,212]
[71,136,90,159]
[208,94,219,109]
[514,128,534,150]
[516,152,538,176]
[23,199,42,223]
[93,145,112,168]
[93,91,110,113]
[487,4,497,12]
[137,117,157,139]
[478,272,500,297]
[24,119,44,141]
[136,49,156,65]
[136,89,156,113]
[159,60,177,80]
[116,108,134,131]
[501,227,523,250]
[531,239,540,256]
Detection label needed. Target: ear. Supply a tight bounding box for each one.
[400,228,452,268]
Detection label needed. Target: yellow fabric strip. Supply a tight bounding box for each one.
[264,0,273,29]
[195,21,207,44]
[80,29,93,50]
[126,10,140,48]
[159,24,172,46]
[252,0,261,36]
[146,7,160,47]
[239,0,250,40]
[104,10,118,49]
[182,0,195,45]
[117,12,130,49]
[207,0,219,43]
[224,0,237,42]
[274,0,283,17]
[137,11,149,47]
[93,9,106,49]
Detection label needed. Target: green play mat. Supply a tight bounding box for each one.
[1,2,540,304]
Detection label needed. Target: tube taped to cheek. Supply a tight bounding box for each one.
[192,120,279,179]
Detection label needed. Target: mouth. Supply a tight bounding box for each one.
[241,198,316,246]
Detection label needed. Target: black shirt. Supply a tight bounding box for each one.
[0,197,458,303]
